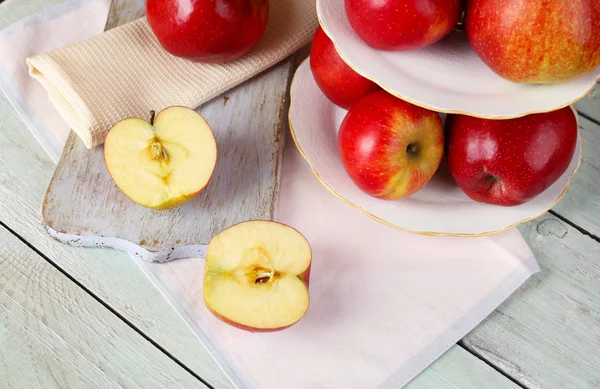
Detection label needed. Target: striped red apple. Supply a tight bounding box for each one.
[338,91,444,199]
[466,0,600,83]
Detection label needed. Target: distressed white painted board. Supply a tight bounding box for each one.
[406,346,519,389]
[463,213,600,389]
[576,81,600,119]
[0,226,206,388]
[551,115,600,237]
[41,2,287,263]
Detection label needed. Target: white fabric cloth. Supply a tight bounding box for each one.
[0,1,539,388]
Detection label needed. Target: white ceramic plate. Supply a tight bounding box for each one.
[288,60,582,236]
[317,0,600,119]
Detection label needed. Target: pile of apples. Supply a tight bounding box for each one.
[310,0,599,206]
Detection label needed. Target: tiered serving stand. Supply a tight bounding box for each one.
[287,0,597,236]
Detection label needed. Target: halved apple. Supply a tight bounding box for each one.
[203,221,312,332]
[104,106,217,210]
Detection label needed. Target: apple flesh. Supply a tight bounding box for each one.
[104,106,217,210]
[146,0,269,63]
[446,107,578,206]
[338,91,444,199]
[466,0,600,84]
[345,0,463,51]
[310,26,380,109]
[203,221,311,332]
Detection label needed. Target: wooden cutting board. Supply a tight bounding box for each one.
[42,0,291,262]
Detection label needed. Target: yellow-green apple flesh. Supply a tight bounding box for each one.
[345,0,463,51]
[104,106,217,210]
[203,221,311,332]
[310,26,380,109]
[338,91,444,200]
[466,0,600,84]
[446,107,578,206]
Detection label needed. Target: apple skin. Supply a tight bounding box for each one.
[338,91,444,199]
[310,26,380,109]
[344,0,463,51]
[203,266,311,333]
[146,0,269,63]
[466,0,600,84]
[446,107,578,206]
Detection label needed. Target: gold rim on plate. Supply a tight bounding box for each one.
[288,58,584,237]
[315,5,600,120]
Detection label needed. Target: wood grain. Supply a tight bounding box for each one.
[551,115,600,237]
[407,346,519,389]
[0,225,207,389]
[575,81,600,120]
[41,0,289,262]
[463,213,600,389]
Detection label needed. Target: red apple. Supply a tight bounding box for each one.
[344,0,463,51]
[446,107,578,206]
[310,26,380,109]
[466,0,600,84]
[338,91,444,199]
[146,0,269,64]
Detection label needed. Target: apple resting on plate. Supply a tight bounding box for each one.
[466,0,600,84]
[338,90,444,200]
[446,107,578,206]
[345,0,463,51]
[310,26,380,109]
[203,221,311,332]
[104,106,217,210]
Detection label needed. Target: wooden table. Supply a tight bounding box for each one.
[2,0,600,388]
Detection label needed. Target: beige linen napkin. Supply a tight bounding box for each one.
[26,0,317,149]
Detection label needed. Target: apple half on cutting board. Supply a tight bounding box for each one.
[104,106,217,210]
[203,221,312,332]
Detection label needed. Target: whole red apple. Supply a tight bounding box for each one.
[310,26,380,109]
[338,91,444,199]
[466,0,600,84]
[344,0,463,51]
[446,107,578,206]
[146,0,269,64]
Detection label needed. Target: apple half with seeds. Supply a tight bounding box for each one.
[203,221,312,332]
[104,106,217,210]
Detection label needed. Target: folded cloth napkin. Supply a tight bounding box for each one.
[26,0,317,149]
[0,1,540,388]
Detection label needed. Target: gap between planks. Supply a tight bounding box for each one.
[548,210,600,243]
[0,219,215,389]
[457,340,528,389]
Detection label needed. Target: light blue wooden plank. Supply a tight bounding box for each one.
[0,225,206,389]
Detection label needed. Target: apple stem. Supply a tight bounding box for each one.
[454,7,466,31]
[149,110,156,126]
